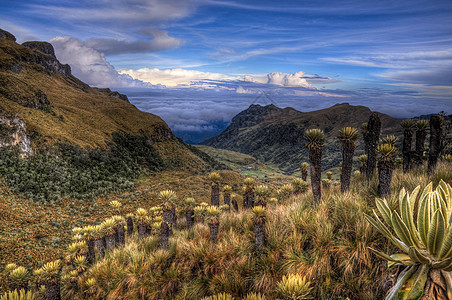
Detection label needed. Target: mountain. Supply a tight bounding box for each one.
[202,103,403,174]
[0,28,224,199]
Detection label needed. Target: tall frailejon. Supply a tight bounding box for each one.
[364,113,381,179]
[428,115,444,173]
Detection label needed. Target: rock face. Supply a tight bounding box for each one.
[0,29,16,41]
[0,114,33,156]
[93,87,130,103]
[203,103,402,173]
[22,41,71,76]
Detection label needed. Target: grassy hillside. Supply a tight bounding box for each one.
[3,161,451,299]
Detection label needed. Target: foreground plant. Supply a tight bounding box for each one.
[209,172,221,207]
[159,190,178,229]
[254,185,270,206]
[305,128,325,203]
[0,289,35,300]
[365,180,452,299]
[8,266,29,292]
[338,127,359,193]
[206,205,221,243]
[252,206,267,250]
[41,260,61,300]
[276,274,312,300]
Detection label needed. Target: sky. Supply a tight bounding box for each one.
[1,0,452,141]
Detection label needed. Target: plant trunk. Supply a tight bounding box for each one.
[360,164,366,174]
[163,206,176,230]
[127,216,133,236]
[94,238,105,258]
[232,198,239,211]
[402,129,413,173]
[208,219,220,244]
[105,233,115,251]
[309,147,322,203]
[301,169,308,181]
[117,224,125,247]
[420,269,451,300]
[253,218,266,250]
[365,113,381,179]
[185,207,194,229]
[340,142,355,193]
[86,239,95,265]
[414,129,427,167]
[244,189,255,209]
[428,115,444,174]
[211,183,220,206]
[223,193,231,208]
[45,280,61,300]
[378,161,394,198]
[160,221,170,250]
[138,223,147,238]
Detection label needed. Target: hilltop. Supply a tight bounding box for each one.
[0,28,221,172]
[202,103,403,173]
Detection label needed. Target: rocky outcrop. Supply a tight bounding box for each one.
[93,87,130,103]
[22,41,71,76]
[0,114,32,156]
[0,29,16,41]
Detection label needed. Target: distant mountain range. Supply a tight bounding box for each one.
[202,103,404,174]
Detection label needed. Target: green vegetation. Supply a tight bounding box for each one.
[0,132,165,202]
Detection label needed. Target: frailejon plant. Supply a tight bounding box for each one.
[160,220,170,250]
[305,128,325,203]
[292,178,309,195]
[92,224,106,259]
[254,185,270,206]
[377,143,398,198]
[300,162,309,182]
[201,293,234,300]
[338,127,359,193]
[41,260,61,300]
[222,185,232,209]
[159,190,178,229]
[82,225,95,265]
[359,154,368,174]
[135,208,148,238]
[206,205,221,244]
[326,171,333,180]
[401,119,415,173]
[101,218,117,251]
[112,215,126,247]
[8,266,29,292]
[243,177,256,208]
[185,197,196,229]
[365,181,452,299]
[276,274,312,300]
[364,113,382,179]
[126,213,134,236]
[414,120,429,167]
[252,206,267,250]
[382,135,399,147]
[209,172,221,207]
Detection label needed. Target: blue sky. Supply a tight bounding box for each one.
[1,0,452,138]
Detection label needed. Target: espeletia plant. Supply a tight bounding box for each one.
[365,180,452,299]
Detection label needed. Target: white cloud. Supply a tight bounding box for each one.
[51,36,148,88]
[119,68,237,87]
[266,71,313,88]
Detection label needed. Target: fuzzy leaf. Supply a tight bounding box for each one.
[365,212,409,252]
[427,209,445,255]
[408,246,431,265]
[401,264,429,300]
[439,226,452,259]
[392,212,416,248]
[417,194,431,246]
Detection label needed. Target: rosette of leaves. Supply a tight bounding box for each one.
[381,135,399,147]
[92,224,106,258]
[67,241,88,257]
[252,206,267,249]
[194,205,207,223]
[108,200,122,215]
[84,278,97,297]
[304,128,325,202]
[443,154,452,163]
[73,255,87,274]
[292,178,309,195]
[41,260,62,300]
[0,289,35,300]
[209,172,221,207]
[112,215,126,247]
[277,184,294,202]
[219,204,230,212]
[8,266,29,292]
[365,181,452,299]
[206,206,221,244]
[276,274,312,300]
[300,162,309,182]
[254,185,270,206]
[359,154,368,174]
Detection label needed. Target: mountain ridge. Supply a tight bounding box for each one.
[202,102,403,173]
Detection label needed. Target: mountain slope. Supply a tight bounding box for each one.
[203,103,403,173]
[0,29,222,173]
